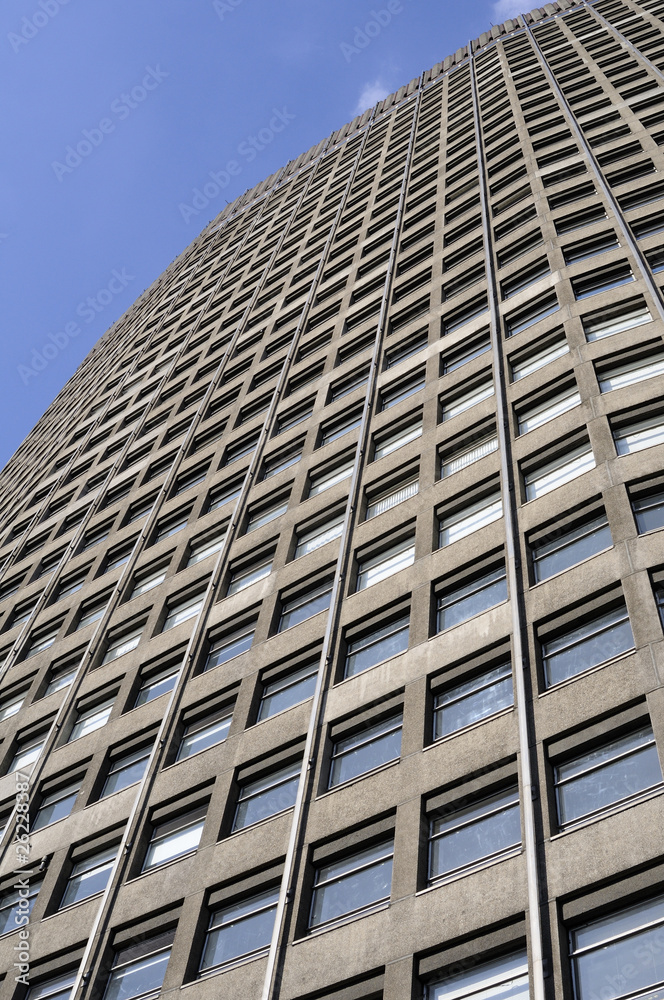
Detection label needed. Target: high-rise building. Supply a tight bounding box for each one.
[2,0,664,997]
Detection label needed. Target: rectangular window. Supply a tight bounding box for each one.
[246,498,289,532]
[428,952,528,1000]
[26,971,77,1000]
[310,840,393,929]
[143,806,206,869]
[102,626,143,665]
[329,715,402,787]
[33,781,80,831]
[69,698,113,742]
[542,604,634,687]
[279,581,333,632]
[554,203,607,235]
[441,376,494,421]
[104,935,172,1000]
[295,513,345,559]
[613,412,664,455]
[357,536,415,591]
[434,663,513,739]
[177,710,232,761]
[555,726,663,828]
[0,879,42,935]
[130,565,167,599]
[258,662,318,721]
[440,433,498,478]
[524,443,595,501]
[439,493,503,546]
[102,746,151,797]
[429,786,520,881]
[345,615,409,678]
[380,368,426,410]
[134,666,179,707]
[25,625,59,659]
[0,692,25,722]
[510,333,569,381]
[582,297,652,341]
[504,290,559,336]
[60,847,116,908]
[562,229,620,263]
[437,565,508,631]
[76,596,109,631]
[208,478,243,511]
[227,558,272,596]
[162,591,205,631]
[262,445,302,480]
[571,261,634,299]
[187,530,226,566]
[384,329,428,368]
[153,510,189,542]
[517,386,581,434]
[366,477,418,519]
[571,896,664,1000]
[441,331,491,374]
[532,513,611,582]
[632,488,664,534]
[320,410,362,446]
[374,418,422,460]
[200,888,279,975]
[206,626,254,670]
[233,761,300,830]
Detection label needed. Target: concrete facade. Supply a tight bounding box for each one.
[1,1,664,998]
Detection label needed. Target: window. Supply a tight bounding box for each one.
[632,487,664,534]
[504,290,559,336]
[276,399,314,434]
[434,663,513,738]
[524,442,595,501]
[102,625,143,664]
[279,581,333,631]
[356,536,415,591]
[130,565,167,599]
[257,662,318,721]
[554,725,663,828]
[510,332,569,381]
[437,564,507,631]
[200,888,279,974]
[542,604,634,687]
[384,328,428,368]
[517,385,580,434]
[177,709,232,761]
[380,367,426,410]
[104,932,172,1000]
[440,432,498,478]
[44,663,78,696]
[0,879,41,935]
[55,571,88,601]
[308,457,355,497]
[319,409,362,446]
[153,509,189,542]
[0,690,26,722]
[76,595,109,630]
[570,896,664,1000]
[60,847,116,908]
[223,432,259,466]
[135,665,179,707]
[162,590,205,631]
[531,513,611,582]
[441,375,494,420]
[103,543,134,573]
[208,478,243,511]
[310,839,393,929]
[69,698,114,742]
[441,331,491,374]
[205,625,254,670]
[143,806,206,869]
[33,781,80,830]
[329,715,402,787]
[613,411,664,455]
[26,971,77,1000]
[246,497,289,532]
[427,952,528,1000]
[295,513,345,559]
[598,349,664,392]
[262,444,302,480]
[25,623,60,659]
[233,760,300,830]
[374,417,422,459]
[562,229,619,263]
[429,786,520,881]
[187,529,226,566]
[439,492,502,546]
[366,476,418,519]
[571,260,634,299]
[227,557,272,595]
[582,296,652,341]
[102,746,151,797]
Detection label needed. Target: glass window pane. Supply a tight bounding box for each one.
[632,490,664,534]
[27,971,77,1000]
[201,889,279,973]
[599,354,664,393]
[144,816,204,869]
[279,584,332,631]
[0,880,41,935]
[437,567,507,631]
[525,445,595,501]
[258,663,318,720]
[434,664,513,738]
[206,629,254,670]
[357,539,415,591]
[135,668,178,707]
[310,842,393,928]
[441,435,498,478]
[69,700,113,742]
[295,515,345,559]
[177,714,231,761]
[33,782,80,831]
[60,848,116,908]
[532,515,612,582]
[518,389,581,434]
[543,606,634,687]
[614,414,664,455]
[442,379,494,420]
[345,616,409,677]
[374,421,422,460]
[233,761,300,830]
[429,951,528,1000]
[511,336,569,381]
[9,740,44,773]
[105,949,170,1000]
[440,494,502,546]
[329,716,402,787]
[366,479,418,519]
[309,462,354,497]
[102,748,151,797]
[228,561,272,596]
[430,788,520,880]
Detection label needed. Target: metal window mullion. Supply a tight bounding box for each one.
[556,737,655,785]
[469,39,547,1000]
[524,11,664,326]
[260,83,424,1000]
[67,153,329,1000]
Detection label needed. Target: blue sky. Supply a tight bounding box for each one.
[0,0,521,468]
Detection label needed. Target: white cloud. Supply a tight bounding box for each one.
[492,0,524,21]
[353,80,390,117]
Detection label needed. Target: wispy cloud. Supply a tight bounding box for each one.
[492,0,524,21]
[353,80,390,117]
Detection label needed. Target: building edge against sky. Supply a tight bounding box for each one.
[1,1,664,1000]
